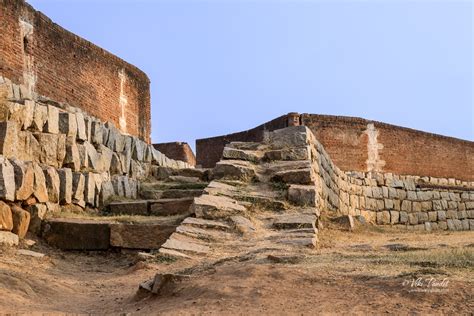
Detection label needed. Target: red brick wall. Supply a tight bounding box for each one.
[0,0,151,142]
[154,142,196,166]
[196,113,473,181]
[301,114,474,181]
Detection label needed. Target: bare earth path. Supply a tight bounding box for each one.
[0,228,473,314]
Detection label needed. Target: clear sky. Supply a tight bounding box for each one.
[27,0,473,148]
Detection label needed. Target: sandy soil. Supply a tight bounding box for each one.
[0,227,473,315]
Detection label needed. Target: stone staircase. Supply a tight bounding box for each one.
[41,167,210,250]
[156,127,321,263]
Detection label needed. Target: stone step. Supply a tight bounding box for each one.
[212,160,256,181]
[192,194,247,219]
[222,147,263,163]
[227,142,261,151]
[139,188,204,200]
[161,233,210,255]
[277,237,318,248]
[42,218,111,250]
[152,166,209,181]
[42,216,183,250]
[107,197,195,216]
[272,214,316,230]
[149,197,195,216]
[271,168,315,185]
[176,225,232,241]
[181,217,231,230]
[158,247,193,259]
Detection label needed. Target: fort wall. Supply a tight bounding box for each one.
[196,113,473,181]
[0,0,151,142]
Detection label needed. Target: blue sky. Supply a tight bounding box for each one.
[27,0,473,147]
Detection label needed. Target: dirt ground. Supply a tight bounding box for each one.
[0,226,473,315]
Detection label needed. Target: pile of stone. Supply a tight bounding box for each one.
[0,76,192,245]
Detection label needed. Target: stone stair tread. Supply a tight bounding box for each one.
[193,194,247,219]
[272,214,316,230]
[149,197,194,216]
[176,225,232,240]
[108,200,149,216]
[161,236,210,254]
[182,217,231,230]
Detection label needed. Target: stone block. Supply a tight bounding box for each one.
[27,203,47,234]
[97,145,113,172]
[376,211,390,225]
[58,168,73,204]
[42,218,110,250]
[75,112,87,141]
[408,212,418,225]
[32,163,48,203]
[10,159,34,201]
[193,194,246,219]
[32,103,48,132]
[91,120,104,145]
[110,222,177,249]
[132,137,146,161]
[58,112,77,139]
[10,205,30,238]
[43,166,60,203]
[428,211,437,222]
[17,131,40,162]
[149,198,194,216]
[287,184,316,207]
[0,121,19,159]
[44,105,59,134]
[99,180,114,208]
[438,221,447,230]
[390,211,399,224]
[72,173,85,205]
[0,157,16,201]
[110,153,123,175]
[63,143,81,171]
[399,211,408,224]
[84,172,96,205]
[108,201,148,215]
[417,212,429,223]
[0,201,13,231]
[84,142,99,170]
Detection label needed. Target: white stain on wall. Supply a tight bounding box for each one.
[118,69,128,133]
[364,123,386,172]
[19,19,36,97]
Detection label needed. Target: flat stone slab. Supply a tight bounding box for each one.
[192,194,246,219]
[42,218,110,250]
[161,235,210,255]
[158,247,192,259]
[212,160,256,181]
[176,225,232,241]
[110,222,177,249]
[181,217,231,230]
[271,169,314,185]
[108,201,149,216]
[277,237,317,248]
[272,214,316,230]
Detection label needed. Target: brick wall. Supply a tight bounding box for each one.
[153,142,196,166]
[196,113,474,181]
[0,0,150,142]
